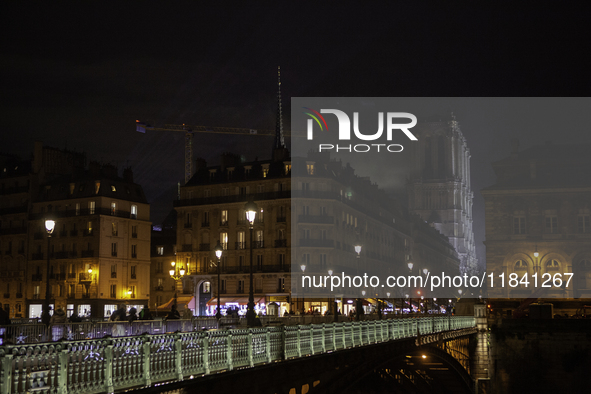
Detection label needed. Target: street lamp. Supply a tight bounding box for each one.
[245,200,258,326]
[214,241,223,319]
[41,218,55,325]
[300,264,306,313]
[354,244,362,257]
[81,267,93,299]
[169,259,186,307]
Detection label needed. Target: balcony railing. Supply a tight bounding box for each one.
[83,229,94,236]
[182,244,192,252]
[199,243,210,251]
[68,273,76,279]
[131,253,137,259]
[32,294,41,299]
[3,293,9,298]
[132,233,137,238]
[67,293,76,298]
[155,286,164,291]
[253,241,264,249]
[32,274,42,281]
[111,272,117,278]
[276,216,286,223]
[50,273,67,280]
[298,214,334,224]
[32,253,43,260]
[237,218,247,225]
[174,190,291,207]
[131,273,137,279]
[201,221,210,227]
[299,239,335,248]
[81,250,95,258]
[16,292,22,298]
[111,251,117,257]
[219,220,228,227]
[54,251,69,259]
[274,239,287,248]
[79,272,92,282]
[235,242,245,250]
[70,229,78,236]
[184,223,192,228]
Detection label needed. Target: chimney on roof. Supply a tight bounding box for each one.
[123,167,133,183]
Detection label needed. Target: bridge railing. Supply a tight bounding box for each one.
[0,316,475,394]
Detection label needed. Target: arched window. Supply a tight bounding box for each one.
[579,259,591,271]
[546,259,560,271]
[514,260,528,271]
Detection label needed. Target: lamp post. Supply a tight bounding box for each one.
[245,200,258,326]
[407,262,414,313]
[42,218,55,325]
[214,241,223,319]
[169,259,186,307]
[300,264,306,314]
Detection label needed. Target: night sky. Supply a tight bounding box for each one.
[2,3,590,266]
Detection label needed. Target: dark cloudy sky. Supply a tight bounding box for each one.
[2,3,590,265]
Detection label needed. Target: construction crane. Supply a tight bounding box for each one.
[136,120,286,184]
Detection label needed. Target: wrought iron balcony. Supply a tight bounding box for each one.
[182,244,193,252]
[253,241,264,249]
[299,239,334,248]
[235,241,246,250]
[199,243,210,251]
[274,239,287,248]
[276,216,287,223]
[81,250,95,257]
[32,274,42,281]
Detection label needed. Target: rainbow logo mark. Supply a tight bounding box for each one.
[303,107,329,132]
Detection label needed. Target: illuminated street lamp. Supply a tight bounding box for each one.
[214,241,223,319]
[41,218,55,325]
[169,259,186,306]
[245,200,258,326]
[300,264,306,313]
[407,262,413,272]
[354,244,362,258]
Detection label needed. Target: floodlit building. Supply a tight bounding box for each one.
[483,141,591,299]
[0,142,151,319]
[408,115,479,275]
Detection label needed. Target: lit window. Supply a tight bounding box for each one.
[111,185,116,192]
[131,205,137,219]
[157,246,164,255]
[513,217,526,234]
[89,201,95,215]
[306,164,314,175]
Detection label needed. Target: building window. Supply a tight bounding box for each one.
[303,229,310,239]
[220,279,226,293]
[278,253,286,269]
[302,254,310,264]
[306,164,314,175]
[156,261,163,273]
[262,168,269,178]
[545,216,558,233]
[546,259,559,271]
[129,285,136,298]
[513,217,526,234]
[278,278,285,292]
[239,255,244,270]
[302,183,310,191]
[87,221,93,235]
[578,215,590,233]
[111,243,117,257]
[203,282,211,293]
[69,284,76,298]
[202,211,210,226]
[132,225,137,238]
[75,203,80,216]
[220,232,228,249]
[238,280,245,293]
[112,222,118,236]
[110,284,117,298]
[89,201,95,215]
[220,210,228,226]
[111,265,117,278]
[257,185,264,193]
[256,255,263,270]
[111,185,116,192]
[157,246,164,256]
[514,260,528,271]
[222,188,229,196]
[131,205,137,219]
[131,244,137,258]
[319,254,327,268]
[110,202,117,216]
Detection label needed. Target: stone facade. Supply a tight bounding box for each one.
[408,116,478,275]
[482,141,591,299]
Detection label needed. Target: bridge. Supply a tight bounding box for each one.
[0,314,483,394]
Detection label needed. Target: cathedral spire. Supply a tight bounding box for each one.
[274,66,285,150]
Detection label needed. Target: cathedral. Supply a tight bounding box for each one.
[407,114,479,275]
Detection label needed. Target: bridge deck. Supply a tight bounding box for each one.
[0,316,475,394]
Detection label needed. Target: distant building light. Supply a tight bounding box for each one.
[152,225,162,231]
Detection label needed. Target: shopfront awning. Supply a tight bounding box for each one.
[206,297,265,306]
[157,296,195,310]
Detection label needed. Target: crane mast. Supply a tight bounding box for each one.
[136,120,281,184]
